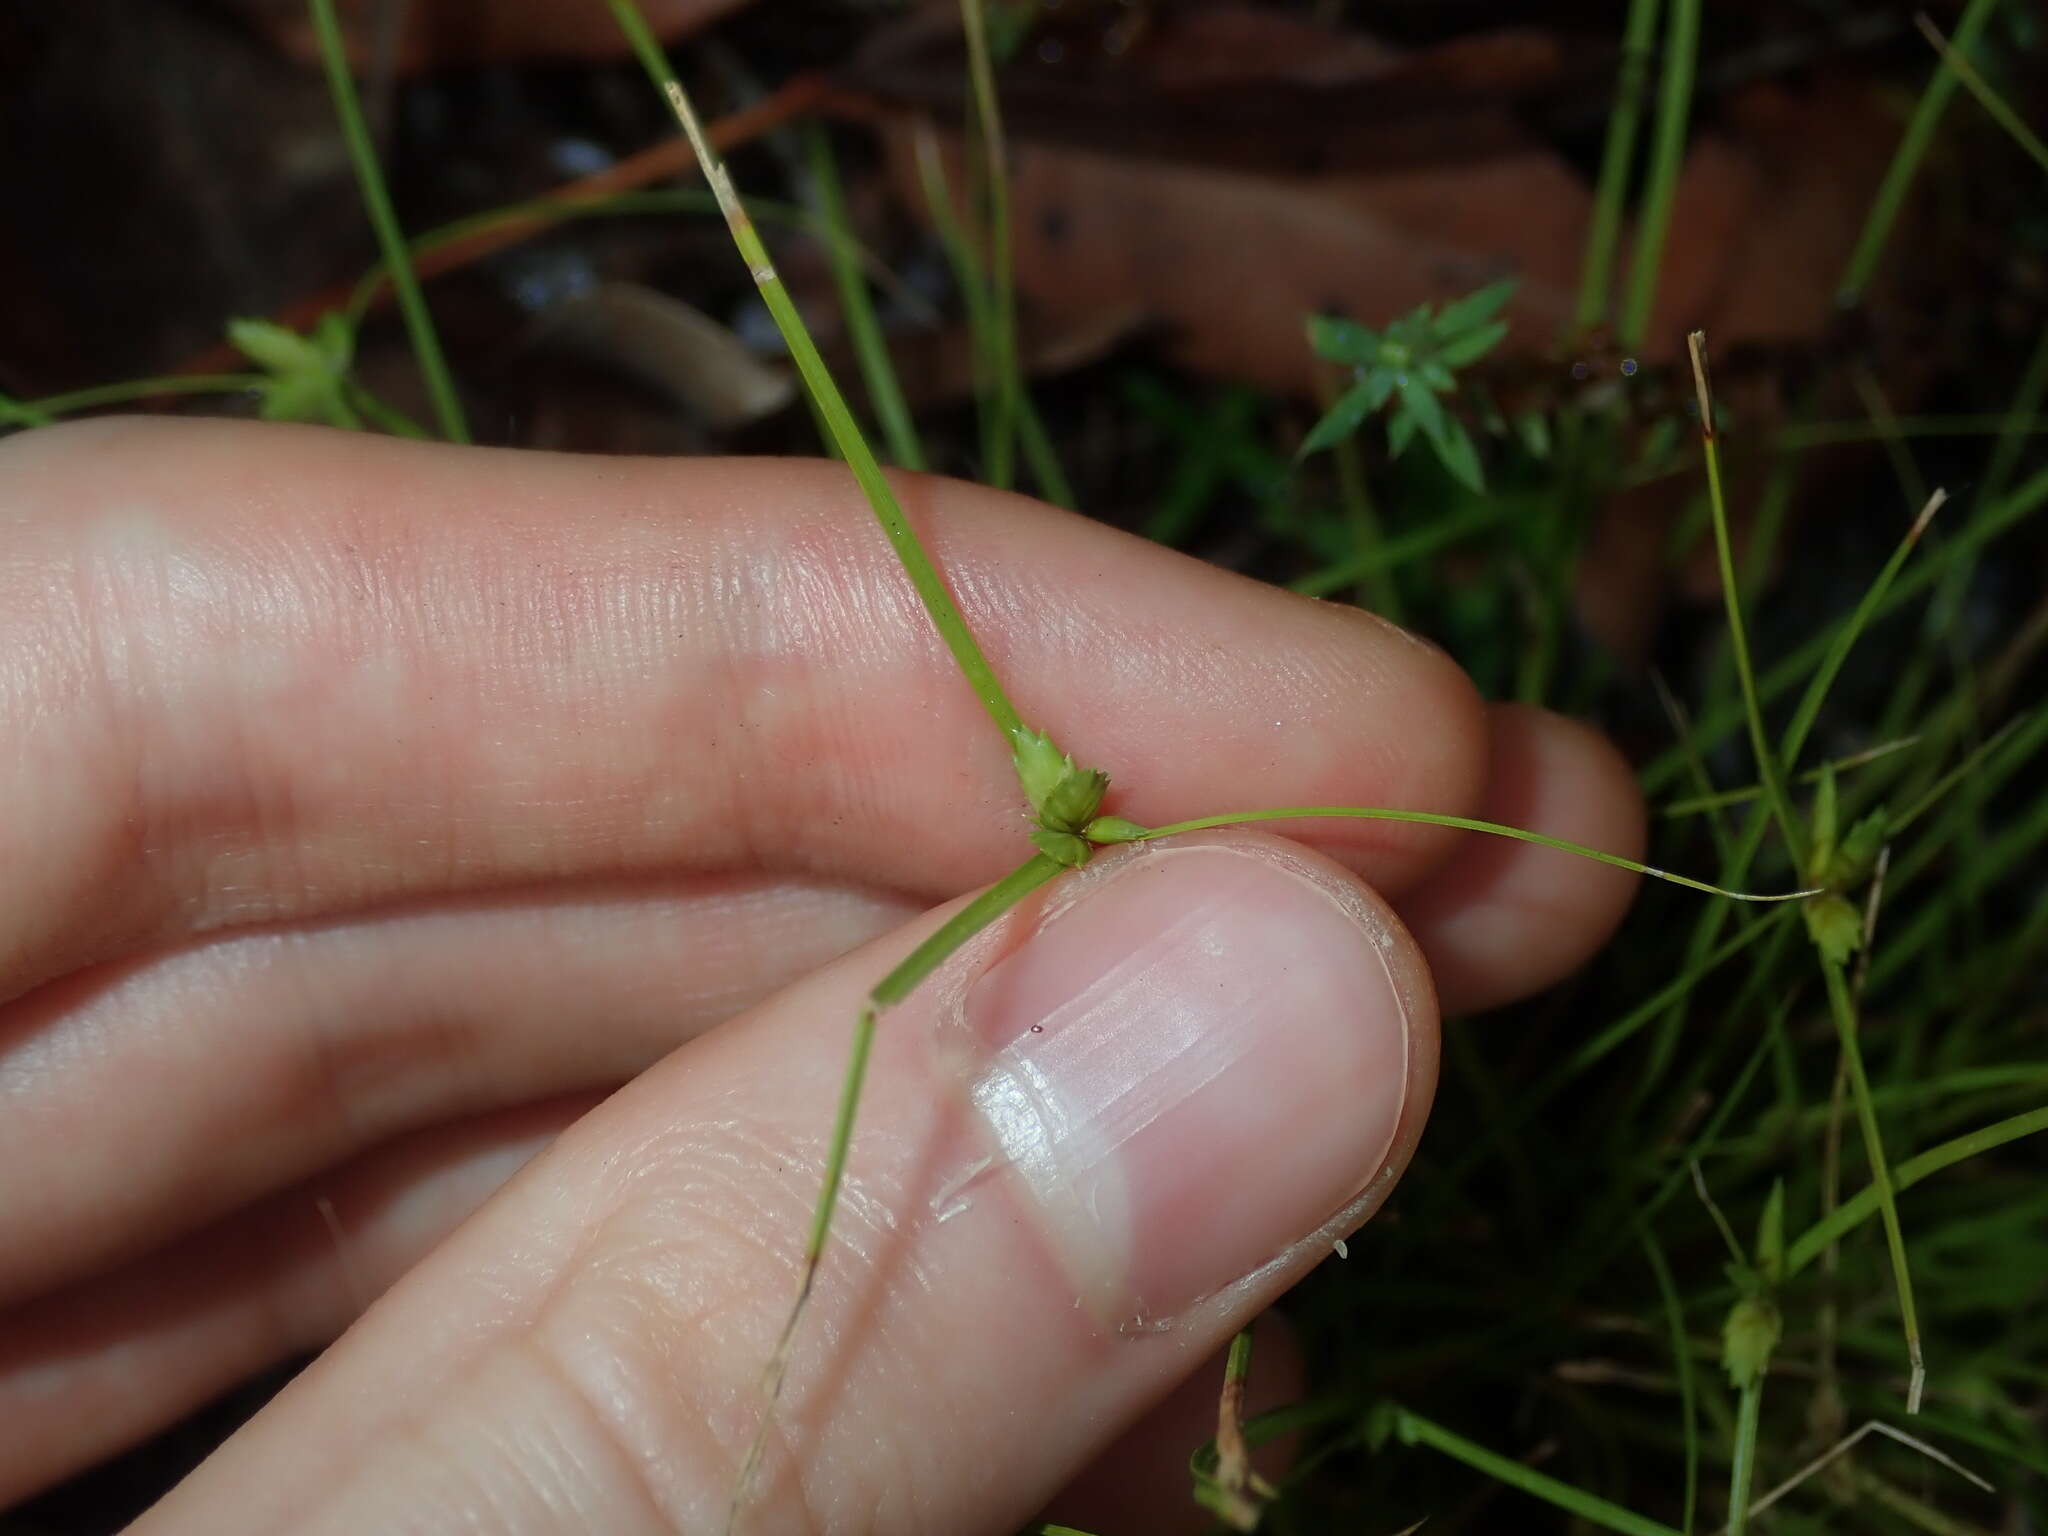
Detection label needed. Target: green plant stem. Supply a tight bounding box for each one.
[1690,333,1805,865]
[1779,490,1945,777]
[608,1,1028,746]
[805,125,925,471]
[2,373,266,422]
[1325,363,1401,618]
[958,0,1020,490]
[1618,0,1701,350]
[1642,458,2048,794]
[1115,807,1812,902]
[1725,1381,1764,1536]
[1015,392,1077,509]
[1787,1104,2048,1277]
[1839,0,2005,303]
[307,0,469,443]
[732,853,1063,1527]
[1660,738,1919,818]
[1577,0,1663,331]
[1915,12,2048,179]
[1641,1226,1699,1534]
[1821,960,1923,1414]
[0,391,52,427]
[1389,1406,1682,1536]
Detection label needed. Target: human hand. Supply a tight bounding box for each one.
[0,418,1642,1533]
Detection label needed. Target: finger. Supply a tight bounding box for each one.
[0,418,1486,1001]
[1397,703,1647,1015]
[1043,1312,1305,1536]
[0,876,915,1300]
[0,1096,594,1506]
[133,830,1437,1536]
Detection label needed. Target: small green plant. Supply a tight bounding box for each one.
[1296,280,1517,492]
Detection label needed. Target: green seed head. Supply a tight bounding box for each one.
[1041,765,1109,833]
[1085,815,1149,844]
[1030,827,1093,868]
[1012,728,1069,817]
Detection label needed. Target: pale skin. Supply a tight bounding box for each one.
[0,417,1645,1533]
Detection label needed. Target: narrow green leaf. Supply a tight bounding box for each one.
[1306,313,1382,367]
[1426,411,1487,493]
[1430,278,1517,339]
[1298,373,1391,459]
[1436,317,1510,370]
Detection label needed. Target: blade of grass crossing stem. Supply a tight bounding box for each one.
[1576,0,1663,331]
[1389,1406,1682,1536]
[1920,12,2048,177]
[804,125,925,471]
[604,0,1028,745]
[306,0,469,443]
[729,854,1063,1528]
[958,0,1021,490]
[1779,490,1946,775]
[1618,0,1701,351]
[1114,807,1815,902]
[1688,333,1805,863]
[1839,0,2005,303]
[1640,1224,1699,1534]
[1787,1104,2048,1274]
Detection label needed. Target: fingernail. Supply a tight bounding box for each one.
[964,840,1413,1323]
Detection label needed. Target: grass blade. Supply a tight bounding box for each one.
[1389,1405,1683,1536]
[805,124,926,472]
[306,0,469,443]
[1838,0,2006,303]
[1618,0,1701,350]
[1576,0,1664,332]
[1110,806,1814,903]
[604,0,1029,746]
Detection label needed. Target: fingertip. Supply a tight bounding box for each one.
[1400,702,1646,1015]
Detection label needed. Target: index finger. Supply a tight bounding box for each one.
[0,417,1488,1000]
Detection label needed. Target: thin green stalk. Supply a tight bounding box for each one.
[1689,333,1804,864]
[1641,1225,1699,1534]
[1839,0,2005,303]
[1015,392,1077,509]
[607,1,1027,745]
[307,0,469,443]
[1618,0,1701,350]
[1726,1381,1764,1536]
[1915,12,2048,179]
[1642,456,2048,793]
[0,391,53,427]
[1816,958,1929,1413]
[1290,503,1504,597]
[1324,362,1401,618]
[958,0,1021,490]
[805,125,925,471]
[6,373,265,420]
[1779,489,1946,776]
[1660,738,1920,818]
[1388,1406,1682,1536]
[1113,807,1813,903]
[731,852,1064,1527]
[1813,1101,2048,1279]
[1576,0,1664,331]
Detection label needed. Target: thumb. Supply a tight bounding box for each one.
[136,830,1437,1536]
